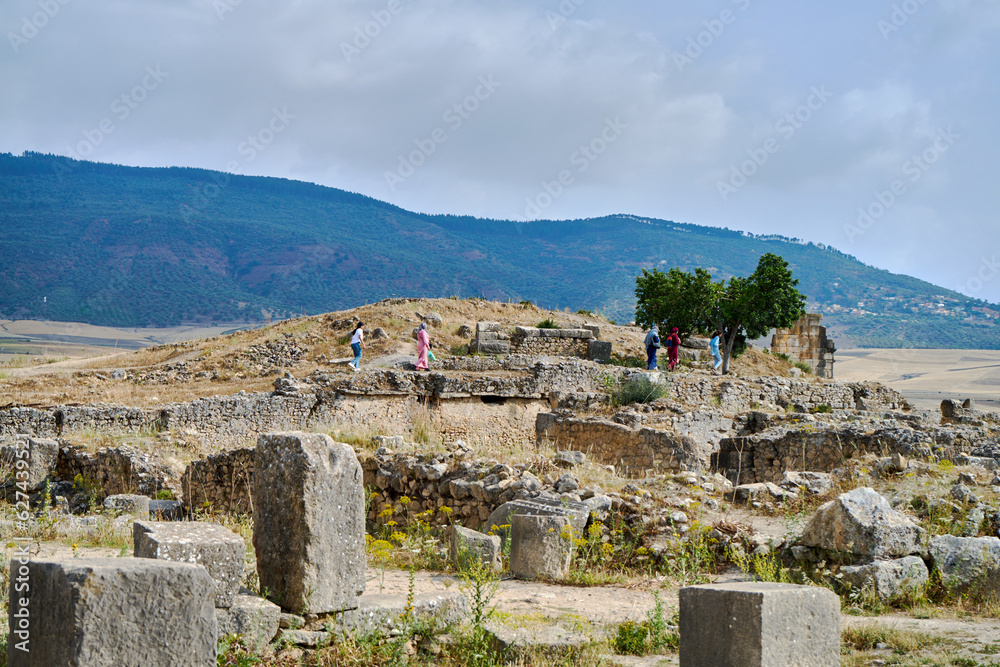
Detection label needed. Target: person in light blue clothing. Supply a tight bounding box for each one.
[644,325,661,370]
[710,329,722,375]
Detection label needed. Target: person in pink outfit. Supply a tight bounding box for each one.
[415,322,431,371]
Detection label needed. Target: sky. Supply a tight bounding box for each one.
[3,0,1000,304]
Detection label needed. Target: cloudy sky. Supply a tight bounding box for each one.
[3,0,999,303]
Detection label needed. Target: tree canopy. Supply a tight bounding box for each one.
[635,253,807,373]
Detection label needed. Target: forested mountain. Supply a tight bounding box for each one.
[2,152,997,348]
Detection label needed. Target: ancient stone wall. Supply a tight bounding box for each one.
[509,327,593,358]
[536,413,719,475]
[57,445,179,497]
[182,447,255,515]
[771,313,836,379]
[714,424,952,484]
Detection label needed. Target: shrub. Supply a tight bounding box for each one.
[450,343,469,356]
[536,318,558,329]
[610,376,669,407]
[609,353,645,368]
[576,309,592,316]
[811,403,832,414]
[793,361,813,374]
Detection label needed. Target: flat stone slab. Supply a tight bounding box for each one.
[337,590,468,634]
[679,582,840,667]
[8,557,216,667]
[134,520,245,608]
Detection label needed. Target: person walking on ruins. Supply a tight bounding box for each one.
[666,327,681,370]
[644,325,661,370]
[415,322,431,371]
[349,322,366,371]
[710,329,723,375]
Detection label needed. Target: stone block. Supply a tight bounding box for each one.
[216,591,281,650]
[587,340,612,363]
[478,331,499,341]
[476,340,511,355]
[515,326,539,337]
[8,557,216,667]
[450,525,502,571]
[508,514,572,580]
[484,497,590,542]
[477,321,501,334]
[149,498,185,520]
[582,324,601,340]
[4,437,59,492]
[840,556,928,601]
[253,432,365,614]
[134,520,245,608]
[679,582,840,667]
[104,494,150,519]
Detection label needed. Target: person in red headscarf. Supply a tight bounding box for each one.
[666,327,681,370]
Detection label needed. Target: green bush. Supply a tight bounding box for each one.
[811,403,832,414]
[613,621,649,656]
[536,318,558,329]
[793,361,813,374]
[609,353,645,368]
[610,376,669,407]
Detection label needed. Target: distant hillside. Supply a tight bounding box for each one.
[1,152,997,348]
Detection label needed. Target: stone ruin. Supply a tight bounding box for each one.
[468,321,611,362]
[771,313,836,379]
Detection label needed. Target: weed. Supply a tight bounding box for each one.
[536,318,558,329]
[811,403,832,414]
[576,309,592,316]
[611,592,678,656]
[793,361,813,374]
[450,343,469,356]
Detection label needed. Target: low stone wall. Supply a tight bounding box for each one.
[536,414,709,475]
[714,424,946,484]
[182,447,255,515]
[57,445,180,497]
[509,327,593,358]
[669,376,907,413]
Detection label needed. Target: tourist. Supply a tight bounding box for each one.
[416,322,431,371]
[644,324,661,370]
[710,329,722,375]
[666,327,681,370]
[349,322,366,371]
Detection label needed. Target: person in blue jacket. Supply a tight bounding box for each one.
[644,325,661,370]
[710,329,723,375]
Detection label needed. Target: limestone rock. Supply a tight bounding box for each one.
[929,535,1000,597]
[450,525,502,571]
[553,450,586,468]
[338,591,468,634]
[733,482,797,504]
[779,471,833,496]
[508,514,572,580]
[133,520,245,608]
[839,556,929,601]
[798,487,923,559]
[8,558,216,667]
[103,494,150,519]
[253,432,365,614]
[215,592,281,649]
[484,497,590,541]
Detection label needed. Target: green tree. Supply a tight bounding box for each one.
[635,253,806,374]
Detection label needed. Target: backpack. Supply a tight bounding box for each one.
[665,336,675,349]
